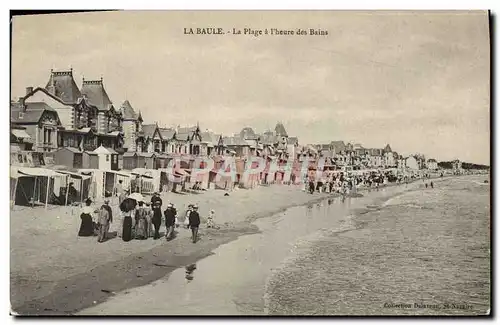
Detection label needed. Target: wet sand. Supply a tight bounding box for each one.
[10,176,459,315]
[78,178,456,315]
[11,184,335,315]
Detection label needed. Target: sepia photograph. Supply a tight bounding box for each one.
[9,10,490,316]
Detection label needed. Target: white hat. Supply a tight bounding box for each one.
[167,203,173,208]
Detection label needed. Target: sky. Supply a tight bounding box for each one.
[11,11,490,164]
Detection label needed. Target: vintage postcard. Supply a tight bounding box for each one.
[9,10,490,316]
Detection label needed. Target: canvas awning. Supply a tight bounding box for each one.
[12,166,61,178]
[55,170,92,179]
[11,129,32,139]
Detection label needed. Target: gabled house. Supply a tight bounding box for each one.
[240,127,260,156]
[11,100,62,152]
[141,124,162,153]
[175,125,202,155]
[200,130,222,157]
[158,127,176,154]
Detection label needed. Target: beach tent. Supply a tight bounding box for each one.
[54,170,92,205]
[78,169,132,201]
[131,168,160,194]
[10,166,67,209]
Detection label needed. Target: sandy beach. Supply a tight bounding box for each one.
[10,175,471,315]
[76,175,489,316]
[10,183,337,315]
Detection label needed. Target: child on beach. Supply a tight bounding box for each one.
[207,210,216,228]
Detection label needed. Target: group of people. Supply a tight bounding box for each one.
[77,198,113,243]
[78,187,213,244]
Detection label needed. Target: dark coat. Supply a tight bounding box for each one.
[188,211,200,227]
[164,207,177,227]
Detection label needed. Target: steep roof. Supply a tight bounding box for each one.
[330,141,346,153]
[384,144,392,153]
[274,122,288,137]
[121,100,140,120]
[142,124,158,138]
[176,126,198,141]
[81,78,113,111]
[11,102,57,124]
[200,131,221,146]
[159,127,176,140]
[427,158,437,162]
[45,69,82,104]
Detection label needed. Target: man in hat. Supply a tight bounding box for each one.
[164,203,177,241]
[97,199,113,243]
[188,204,201,243]
[151,192,163,239]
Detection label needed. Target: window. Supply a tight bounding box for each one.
[106,155,109,162]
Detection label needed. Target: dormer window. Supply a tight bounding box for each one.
[18,111,24,119]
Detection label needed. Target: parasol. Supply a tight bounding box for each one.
[120,197,137,212]
[128,192,145,202]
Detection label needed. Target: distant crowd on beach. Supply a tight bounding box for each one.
[303,170,443,196]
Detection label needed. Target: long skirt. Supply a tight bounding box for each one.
[78,214,95,237]
[135,218,148,239]
[122,216,133,242]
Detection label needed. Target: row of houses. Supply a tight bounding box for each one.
[307,141,439,171]
[10,68,304,171]
[11,67,445,174]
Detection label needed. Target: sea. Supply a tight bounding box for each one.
[79,175,490,316]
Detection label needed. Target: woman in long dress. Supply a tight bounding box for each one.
[135,201,148,240]
[78,198,96,237]
[122,209,133,241]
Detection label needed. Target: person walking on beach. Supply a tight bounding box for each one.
[164,203,177,241]
[78,198,97,237]
[188,204,201,243]
[184,204,193,229]
[97,199,113,243]
[151,192,163,239]
[122,205,134,242]
[145,202,153,238]
[430,181,434,189]
[135,201,148,240]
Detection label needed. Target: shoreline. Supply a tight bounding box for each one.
[11,175,472,315]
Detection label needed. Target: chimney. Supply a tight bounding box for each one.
[26,87,33,95]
